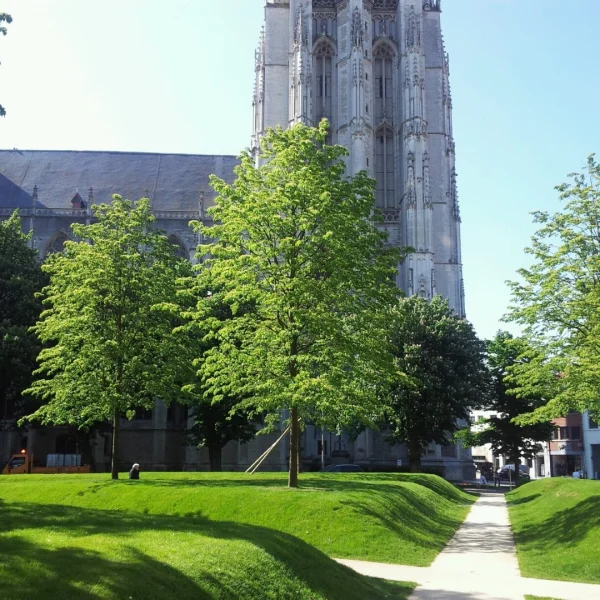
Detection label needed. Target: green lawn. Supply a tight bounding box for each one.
[0,472,473,599]
[507,478,600,584]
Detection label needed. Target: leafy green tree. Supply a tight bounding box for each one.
[385,296,489,472]
[179,280,259,472]
[0,211,45,424]
[0,13,12,117]
[190,121,401,487]
[187,400,259,472]
[456,332,554,482]
[506,155,600,421]
[26,197,191,479]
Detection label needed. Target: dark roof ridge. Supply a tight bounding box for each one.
[0,148,238,159]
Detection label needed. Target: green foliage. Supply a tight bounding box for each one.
[0,13,12,117]
[0,472,473,568]
[385,296,489,470]
[0,211,46,423]
[25,197,192,478]
[178,279,260,471]
[456,332,554,479]
[508,478,600,584]
[186,400,259,471]
[506,155,600,421]
[190,121,402,485]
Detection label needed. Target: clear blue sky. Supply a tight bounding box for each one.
[1,1,598,339]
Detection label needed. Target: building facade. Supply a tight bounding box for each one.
[253,0,464,314]
[582,411,600,479]
[1,0,473,479]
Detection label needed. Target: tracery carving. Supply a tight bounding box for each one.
[294,5,308,48]
[403,117,427,141]
[449,167,460,221]
[423,152,432,208]
[372,40,396,58]
[405,6,422,51]
[351,8,363,49]
[372,0,398,8]
[423,0,441,11]
[406,152,416,208]
[314,40,335,57]
[380,209,400,223]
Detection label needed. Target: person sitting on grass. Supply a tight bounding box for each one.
[129,463,140,480]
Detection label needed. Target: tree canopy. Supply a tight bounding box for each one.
[189,121,402,486]
[385,295,489,471]
[179,279,259,472]
[456,332,554,481]
[26,197,191,479]
[0,211,45,425]
[506,155,600,422]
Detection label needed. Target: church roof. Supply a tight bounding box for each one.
[0,149,238,211]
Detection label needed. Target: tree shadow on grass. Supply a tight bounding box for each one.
[0,537,217,600]
[337,485,469,557]
[512,494,600,549]
[0,499,414,600]
[507,493,541,506]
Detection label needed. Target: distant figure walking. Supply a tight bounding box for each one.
[129,463,140,480]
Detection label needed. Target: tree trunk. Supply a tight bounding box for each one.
[408,443,422,473]
[288,406,299,488]
[111,407,120,480]
[208,444,222,472]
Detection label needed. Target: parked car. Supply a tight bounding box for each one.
[322,463,362,473]
[497,464,530,482]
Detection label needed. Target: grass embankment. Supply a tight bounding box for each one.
[0,472,472,599]
[507,478,600,584]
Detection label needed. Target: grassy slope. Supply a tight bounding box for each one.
[0,472,472,600]
[507,478,600,584]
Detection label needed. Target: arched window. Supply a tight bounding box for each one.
[373,42,396,209]
[168,235,188,259]
[373,42,395,120]
[313,42,335,142]
[375,123,395,209]
[46,232,69,256]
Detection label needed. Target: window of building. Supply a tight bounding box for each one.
[314,42,334,122]
[372,42,396,210]
[571,426,581,440]
[317,440,328,455]
[55,434,77,455]
[135,408,153,421]
[441,443,457,458]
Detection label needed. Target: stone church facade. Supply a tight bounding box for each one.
[0,0,473,480]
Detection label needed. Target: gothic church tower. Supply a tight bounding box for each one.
[253,0,464,316]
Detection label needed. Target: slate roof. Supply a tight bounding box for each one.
[0,150,238,211]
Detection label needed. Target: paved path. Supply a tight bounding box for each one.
[336,491,600,600]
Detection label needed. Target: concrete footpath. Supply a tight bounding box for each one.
[336,491,600,600]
